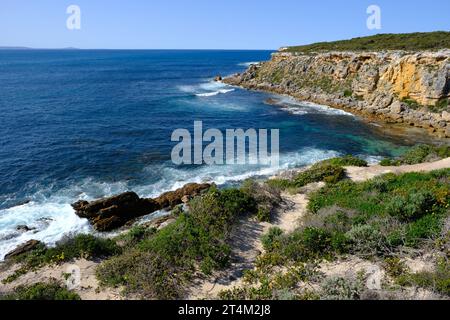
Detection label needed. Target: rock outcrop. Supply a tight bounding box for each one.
[224,50,450,137]
[5,240,42,260]
[72,183,211,231]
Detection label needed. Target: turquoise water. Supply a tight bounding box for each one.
[0,50,410,258]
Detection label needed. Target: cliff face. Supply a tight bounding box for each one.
[224,50,450,137]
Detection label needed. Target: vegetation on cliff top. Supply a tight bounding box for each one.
[380,144,450,166]
[221,168,450,300]
[286,32,450,53]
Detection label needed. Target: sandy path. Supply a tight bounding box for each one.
[187,183,324,299]
[0,259,122,300]
[345,157,450,182]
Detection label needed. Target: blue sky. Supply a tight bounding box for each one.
[1,0,449,49]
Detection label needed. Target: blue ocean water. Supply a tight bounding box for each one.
[0,50,413,258]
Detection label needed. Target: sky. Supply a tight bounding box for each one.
[0,0,449,49]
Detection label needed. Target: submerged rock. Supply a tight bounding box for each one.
[72,183,210,232]
[5,240,42,260]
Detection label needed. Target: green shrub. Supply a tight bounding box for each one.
[268,164,346,190]
[241,179,282,222]
[345,224,386,256]
[404,214,442,247]
[307,169,450,254]
[1,281,80,300]
[11,234,120,273]
[96,249,183,299]
[386,190,438,221]
[380,144,450,166]
[286,32,450,53]
[344,90,353,97]
[261,227,284,252]
[313,155,368,168]
[383,257,408,278]
[320,277,363,300]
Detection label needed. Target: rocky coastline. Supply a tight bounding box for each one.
[223,50,450,138]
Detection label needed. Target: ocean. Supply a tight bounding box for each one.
[0,49,414,259]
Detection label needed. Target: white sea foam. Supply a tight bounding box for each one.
[0,146,349,260]
[0,202,91,260]
[178,80,235,97]
[196,89,235,97]
[238,62,259,67]
[273,96,356,117]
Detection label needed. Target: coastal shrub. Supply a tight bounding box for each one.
[267,164,346,190]
[96,249,183,299]
[10,234,120,273]
[383,257,408,278]
[380,144,450,166]
[261,227,284,252]
[261,227,348,264]
[1,281,80,300]
[307,169,450,253]
[343,90,353,98]
[241,179,282,222]
[429,98,449,113]
[345,224,386,256]
[286,32,450,53]
[116,225,157,246]
[320,277,363,300]
[386,190,438,221]
[312,155,368,168]
[404,214,443,247]
[401,97,421,110]
[219,264,321,300]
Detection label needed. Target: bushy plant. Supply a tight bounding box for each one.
[268,164,346,190]
[313,156,368,168]
[261,227,284,252]
[380,144,450,167]
[1,281,80,300]
[320,277,363,300]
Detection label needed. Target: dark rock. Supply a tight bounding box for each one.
[16,225,35,233]
[154,183,211,209]
[72,183,211,232]
[214,75,222,82]
[5,240,42,260]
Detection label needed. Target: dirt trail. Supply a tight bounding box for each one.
[0,259,122,300]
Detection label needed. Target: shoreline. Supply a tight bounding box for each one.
[2,156,449,300]
[223,49,450,139]
[223,78,450,143]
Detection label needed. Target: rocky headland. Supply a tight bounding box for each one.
[224,48,450,137]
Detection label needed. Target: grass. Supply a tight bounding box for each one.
[286,32,450,53]
[96,186,259,299]
[380,144,450,166]
[1,281,80,300]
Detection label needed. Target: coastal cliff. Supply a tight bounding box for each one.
[224,49,450,137]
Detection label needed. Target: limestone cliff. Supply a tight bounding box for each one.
[224,50,450,137]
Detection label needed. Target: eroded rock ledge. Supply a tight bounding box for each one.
[224,50,450,137]
[72,183,211,231]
